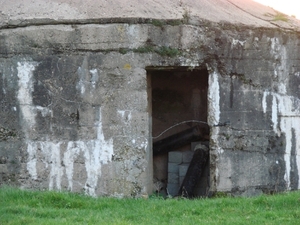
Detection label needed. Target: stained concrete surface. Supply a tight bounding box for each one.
[1,0,300,30]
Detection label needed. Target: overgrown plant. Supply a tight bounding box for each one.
[133,46,154,53]
[151,19,165,27]
[182,8,191,23]
[273,12,289,22]
[122,46,182,57]
[155,46,181,57]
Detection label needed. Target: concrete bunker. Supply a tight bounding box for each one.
[147,67,210,197]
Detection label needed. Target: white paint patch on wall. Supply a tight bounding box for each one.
[17,61,52,133]
[208,71,220,126]
[17,60,114,196]
[138,138,148,151]
[17,62,37,135]
[262,91,300,189]
[77,67,86,94]
[179,58,199,68]
[271,95,280,135]
[89,69,99,89]
[118,110,132,122]
[35,106,52,117]
[262,92,268,113]
[64,141,82,191]
[24,108,114,196]
[127,25,145,48]
[2,72,6,94]
[76,56,89,95]
[207,69,223,190]
[269,37,288,95]
[77,63,99,95]
[45,142,62,190]
[270,37,279,55]
[26,141,38,180]
[231,39,246,48]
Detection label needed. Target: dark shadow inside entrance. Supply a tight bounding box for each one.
[147,67,210,198]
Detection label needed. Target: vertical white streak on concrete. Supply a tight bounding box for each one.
[17,62,36,134]
[26,141,38,180]
[208,71,222,154]
[127,25,147,48]
[64,141,82,191]
[208,71,220,126]
[270,37,279,55]
[83,141,95,196]
[262,91,268,113]
[52,142,62,190]
[295,127,300,189]
[84,108,114,196]
[262,91,300,190]
[127,24,138,48]
[17,61,40,181]
[281,118,292,189]
[208,70,223,190]
[271,95,279,135]
[40,142,62,190]
[85,139,103,196]
[96,110,114,163]
[270,37,288,95]
[89,69,99,89]
[76,57,88,95]
[2,72,6,94]
[278,83,287,95]
[77,67,86,94]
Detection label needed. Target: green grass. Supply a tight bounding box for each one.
[1,186,300,225]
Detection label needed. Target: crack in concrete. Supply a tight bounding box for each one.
[0,18,184,30]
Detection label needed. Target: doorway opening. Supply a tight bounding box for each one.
[147,67,210,198]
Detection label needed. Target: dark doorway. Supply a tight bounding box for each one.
[147,67,210,197]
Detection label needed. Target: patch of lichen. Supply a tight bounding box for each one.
[0,126,17,141]
[119,45,182,57]
[150,19,184,27]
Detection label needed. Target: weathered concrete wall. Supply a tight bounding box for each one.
[0,21,300,197]
[209,29,300,196]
